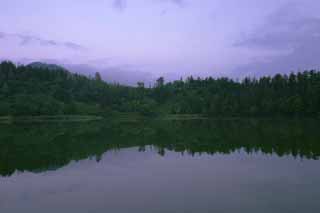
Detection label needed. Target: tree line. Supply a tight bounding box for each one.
[0,60,320,117]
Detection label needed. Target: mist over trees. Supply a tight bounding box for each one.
[0,60,320,117]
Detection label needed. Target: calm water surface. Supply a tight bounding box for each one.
[0,119,319,213]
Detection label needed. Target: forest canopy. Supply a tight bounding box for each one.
[0,61,320,117]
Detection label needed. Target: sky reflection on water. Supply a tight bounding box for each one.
[1,146,320,213]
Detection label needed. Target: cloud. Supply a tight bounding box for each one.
[167,0,185,7]
[0,32,5,39]
[111,0,185,11]
[233,3,320,77]
[63,42,86,51]
[157,0,186,7]
[235,6,320,50]
[0,32,87,51]
[112,0,126,11]
[160,9,167,16]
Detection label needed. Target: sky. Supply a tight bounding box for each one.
[1,0,320,84]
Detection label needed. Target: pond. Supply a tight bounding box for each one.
[0,119,319,213]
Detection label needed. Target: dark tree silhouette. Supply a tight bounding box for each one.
[0,61,320,117]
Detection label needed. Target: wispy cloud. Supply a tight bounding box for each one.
[233,3,320,77]
[113,0,126,11]
[0,32,6,39]
[63,42,86,51]
[234,3,320,51]
[111,0,186,11]
[163,0,185,7]
[0,32,87,51]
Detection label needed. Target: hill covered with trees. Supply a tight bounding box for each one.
[0,60,320,117]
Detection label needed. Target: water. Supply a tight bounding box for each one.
[0,119,320,213]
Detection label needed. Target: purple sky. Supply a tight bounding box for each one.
[1,0,319,84]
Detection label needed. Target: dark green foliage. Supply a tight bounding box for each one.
[153,72,320,117]
[1,60,320,116]
[0,61,147,116]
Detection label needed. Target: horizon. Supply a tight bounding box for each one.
[2,59,318,87]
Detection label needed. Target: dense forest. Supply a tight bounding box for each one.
[0,60,320,117]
